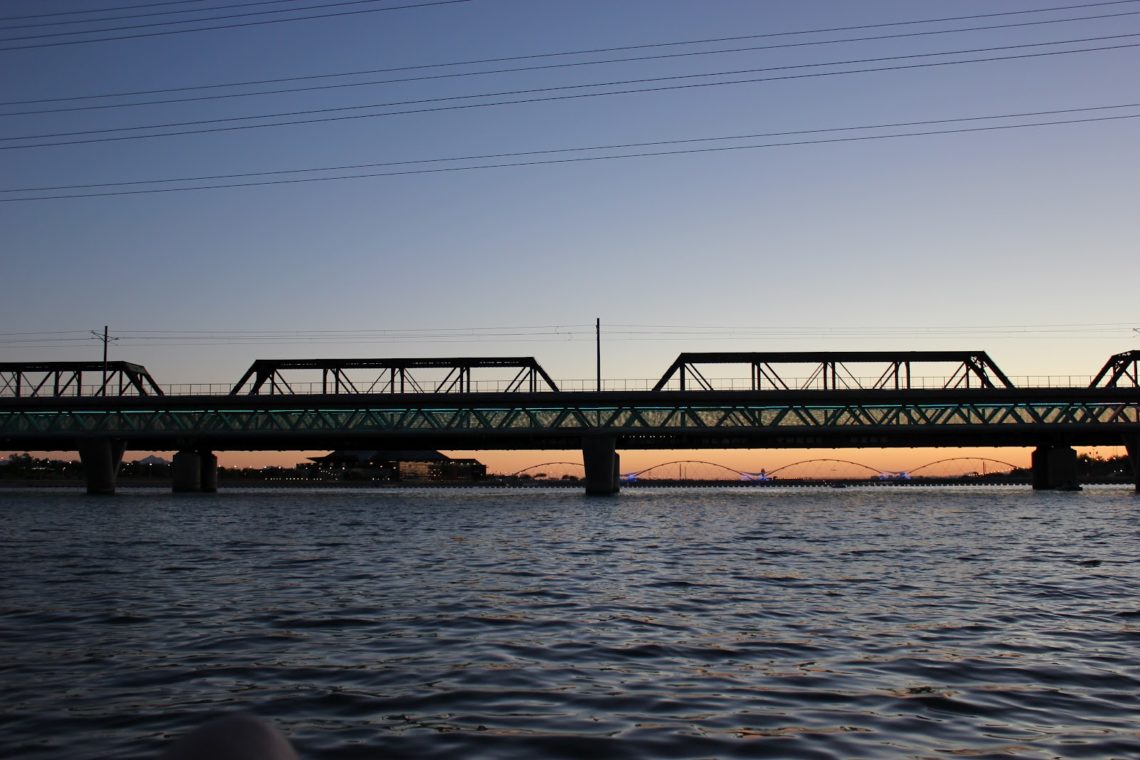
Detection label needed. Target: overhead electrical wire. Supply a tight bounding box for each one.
[0,1,212,23]
[113,325,592,334]
[0,337,105,345]
[2,322,1133,349]
[2,0,1130,27]
[4,34,1138,150]
[2,102,1135,195]
[0,325,599,349]
[14,323,1133,340]
[2,0,359,28]
[0,0,472,51]
[1,0,448,36]
[4,9,1138,117]
[2,0,1130,50]
[0,338,591,349]
[3,107,1137,202]
[605,323,1139,337]
[5,0,1137,107]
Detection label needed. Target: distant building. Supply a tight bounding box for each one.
[428,458,487,482]
[307,450,485,482]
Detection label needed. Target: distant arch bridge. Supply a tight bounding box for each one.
[610,456,1024,482]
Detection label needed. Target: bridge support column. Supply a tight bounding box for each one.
[582,436,620,496]
[78,439,125,496]
[199,451,218,493]
[172,451,202,493]
[1126,437,1139,493]
[1031,445,1080,491]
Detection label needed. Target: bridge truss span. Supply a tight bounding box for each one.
[652,351,1015,392]
[1090,350,1140,388]
[230,357,561,395]
[0,361,164,398]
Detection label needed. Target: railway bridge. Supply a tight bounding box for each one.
[2,350,1139,495]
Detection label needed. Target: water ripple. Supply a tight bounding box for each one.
[2,486,1140,758]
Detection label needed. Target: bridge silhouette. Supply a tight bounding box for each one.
[2,350,1138,495]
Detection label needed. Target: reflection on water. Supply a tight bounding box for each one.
[2,486,1139,758]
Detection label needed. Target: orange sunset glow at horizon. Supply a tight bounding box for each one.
[136,445,1127,478]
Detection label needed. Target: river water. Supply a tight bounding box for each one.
[2,486,1139,759]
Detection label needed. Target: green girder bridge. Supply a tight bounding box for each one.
[2,351,1139,495]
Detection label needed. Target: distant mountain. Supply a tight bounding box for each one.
[135,455,170,465]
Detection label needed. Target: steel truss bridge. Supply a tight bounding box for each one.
[2,351,1139,494]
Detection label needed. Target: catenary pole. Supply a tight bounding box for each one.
[596,318,601,392]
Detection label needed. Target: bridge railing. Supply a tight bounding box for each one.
[159,383,241,396]
[1015,375,1096,388]
[636,374,1097,392]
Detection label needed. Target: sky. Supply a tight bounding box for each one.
[2,0,1138,473]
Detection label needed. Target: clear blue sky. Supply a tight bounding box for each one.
[3,0,1138,390]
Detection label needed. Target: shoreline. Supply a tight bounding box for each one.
[5,477,1132,491]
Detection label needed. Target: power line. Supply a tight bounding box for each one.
[3,110,1137,202]
[0,324,599,348]
[0,337,598,349]
[1,1,325,28]
[5,35,1138,149]
[2,0,434,35]
[116,324,592,332]
[604,323,1138,336]
[6,0,1137,106]
[3,102,1135,194]
[5,9,1138,117]
[2,321,1132,348]
[0,337,98,344]
[0,2,209,23]
[14,322,1137,338]
[0,0,472,51]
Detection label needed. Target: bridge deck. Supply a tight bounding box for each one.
[3,387,1139,452]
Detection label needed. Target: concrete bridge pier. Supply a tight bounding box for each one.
[172,451,200,492]
[199,451,218,493]
[582,436,620,496]
[1126,437,1139,493]
[172,450,219,492]
[1031,445,1080,491]
[78,439,125,495]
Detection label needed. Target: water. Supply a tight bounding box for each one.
[2,486,1139,759]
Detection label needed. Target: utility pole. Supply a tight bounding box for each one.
[91,325,111,396]
[595,317,601,392]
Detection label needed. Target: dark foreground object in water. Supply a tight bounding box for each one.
[161,714,297,760]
